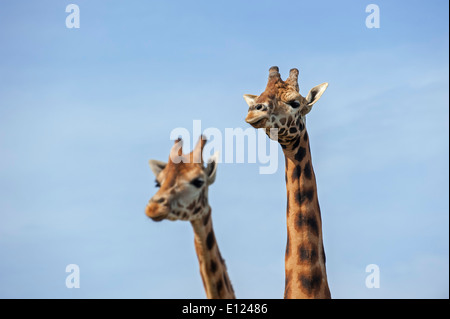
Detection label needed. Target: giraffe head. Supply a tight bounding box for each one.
[244,66,328,146]
[146,136,219,222]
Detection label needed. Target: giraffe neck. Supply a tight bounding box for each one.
[190,206,235,299]
[282,130,331,299]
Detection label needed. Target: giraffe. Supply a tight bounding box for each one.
[243,66,331,299]
[146,136,235,299]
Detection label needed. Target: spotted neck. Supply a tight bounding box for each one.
[282,130,331,299]
[190,206,235,299]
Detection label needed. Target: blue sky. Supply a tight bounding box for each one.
[0,0,448,298]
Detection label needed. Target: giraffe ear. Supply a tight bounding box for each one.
[302,83,329,115]
[243,94,258,106]
[205,151,219,185]
[149,160,167,177]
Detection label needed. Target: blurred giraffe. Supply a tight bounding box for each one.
[146,136,235,299]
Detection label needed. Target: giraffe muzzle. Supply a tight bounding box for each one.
[146,201,170,222]
[245,110,269,128]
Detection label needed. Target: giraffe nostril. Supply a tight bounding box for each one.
[155,197,165,204]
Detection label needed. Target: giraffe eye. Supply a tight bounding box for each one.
[191,178,204,188]
[288,101,300,108]
[155,180,161,188]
